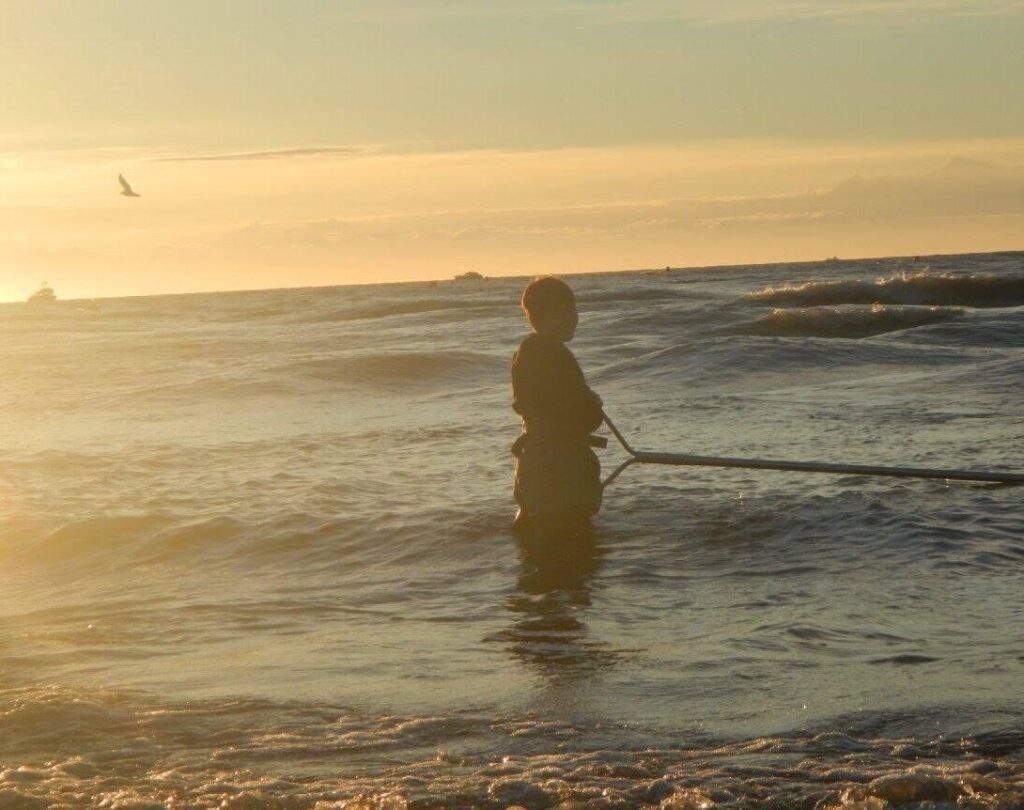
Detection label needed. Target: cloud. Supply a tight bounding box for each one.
[328,1,590,22]
[445,224,602,239]
[328,0,1024,25]
[695,211,835,228]
[154,146,373,163]
[619,0,1024,24]
[213,157,1024,250]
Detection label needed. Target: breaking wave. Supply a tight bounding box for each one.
[730,304,965,339]
[747,271,1024,308]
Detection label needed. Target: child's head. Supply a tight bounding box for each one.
[521,277,578,342]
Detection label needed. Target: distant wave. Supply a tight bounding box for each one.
[729,305,965,339]
[304,288,687,321]
[297,299,509,323]
[747,271,1024,308]
[577,287,690,304]
[286,350,505,388]
[95,350,505,405]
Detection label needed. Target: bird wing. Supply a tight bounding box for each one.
[119,174,133,193]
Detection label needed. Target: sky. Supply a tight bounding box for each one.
[1,0,1023,300]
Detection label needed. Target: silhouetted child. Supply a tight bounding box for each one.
[511,277,603,534]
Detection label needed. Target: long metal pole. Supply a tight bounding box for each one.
[602,414,1024,486]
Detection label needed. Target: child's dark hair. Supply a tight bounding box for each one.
[521,277,575,321]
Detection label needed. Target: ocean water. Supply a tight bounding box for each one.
[2,251,1023,809]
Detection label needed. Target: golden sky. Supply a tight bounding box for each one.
[2,1,1023,300]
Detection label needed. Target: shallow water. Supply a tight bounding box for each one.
[2,251,1023,808]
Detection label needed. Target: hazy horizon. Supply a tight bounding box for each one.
[7,244,1024,306]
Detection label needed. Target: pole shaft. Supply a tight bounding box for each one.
[602,413,1024,485]
[633,450,1024,484]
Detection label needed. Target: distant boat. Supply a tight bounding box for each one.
[27,282,57,304]
[454,271,485,282]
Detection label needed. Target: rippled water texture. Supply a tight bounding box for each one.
[2,252,1023,808]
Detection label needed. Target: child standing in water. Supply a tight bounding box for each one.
[511,277,604,533]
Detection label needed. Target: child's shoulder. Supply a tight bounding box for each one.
[513,333,574,368]
[516,332,544,353]
[516,332,562,357]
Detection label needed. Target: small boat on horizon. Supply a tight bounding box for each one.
[27,282,57,304]
[453,270,485,282]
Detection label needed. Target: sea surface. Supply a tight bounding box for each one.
[2,252,1023,809]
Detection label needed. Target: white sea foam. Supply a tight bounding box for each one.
[2,685,1024,808]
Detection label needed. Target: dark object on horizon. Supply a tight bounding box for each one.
[454,270,485,281]
[27,281,56,304]
[119,174,141,197]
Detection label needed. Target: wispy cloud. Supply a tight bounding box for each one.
[615,0,1024,24]
[327,1,595,23]
[215,158,1024,248]
[154,146,373,163]
[695,211,835,228]
[328,0,1024,24]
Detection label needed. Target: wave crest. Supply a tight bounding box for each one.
[730,304,965,339]
[747,271,1024,308]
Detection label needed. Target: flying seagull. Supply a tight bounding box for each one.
[118,174,141,198]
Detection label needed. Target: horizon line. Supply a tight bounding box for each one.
[4,247,1021,306]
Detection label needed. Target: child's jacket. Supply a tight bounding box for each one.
[510,333,603,519]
